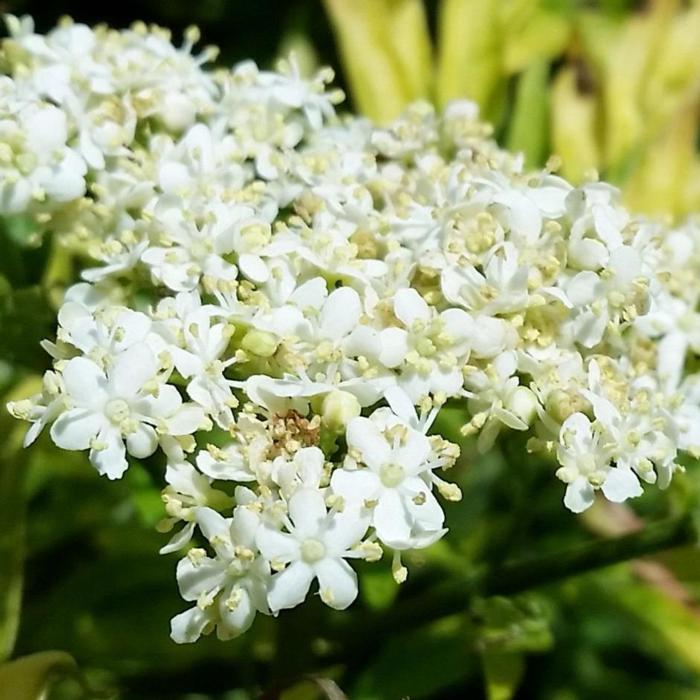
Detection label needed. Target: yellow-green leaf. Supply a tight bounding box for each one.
[506,59,550,168]
[550,65,600,183]
[436,0,503,121]
[323,0,431,122]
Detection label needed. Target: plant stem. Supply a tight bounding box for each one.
[332,512,698,661]
[0,377,41,663]
[473,512,698,596]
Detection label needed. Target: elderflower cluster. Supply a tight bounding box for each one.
[5,16,700,643]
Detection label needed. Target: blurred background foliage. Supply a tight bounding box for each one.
[4,1,700,699]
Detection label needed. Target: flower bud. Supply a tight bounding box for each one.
[240,329,279,358]
[321,390,361,432]
[506,386,539,427]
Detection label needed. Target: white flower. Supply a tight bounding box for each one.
[49,343,203,478]
[0,99,86,213]
[464,351,538,452]
[379,288,473,401]
[256,487,368,611]
[556,412,642,513]
[171,504,270,643]
[566,246,651,347]
[170,309,237,428]
[160,460,233,553]
[141,202,253,292]
[331,412,446,549]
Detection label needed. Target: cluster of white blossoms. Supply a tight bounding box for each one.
[5,16,700,643]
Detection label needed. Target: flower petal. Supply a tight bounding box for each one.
[563,477,595,513]
[256,526,300,564]
[126,423,158,458]
[314,558,358,610]
[267,561,314,612]
[346,417,390,471]
[321,287,361,339]
[394,288,430,326]
[110,343,156,398]
[170,606,212,644]
[50,408,104,450]
[288,488,327,536]
[602,468,643,503]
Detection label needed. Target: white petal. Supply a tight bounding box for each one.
[569,238,608,270]
[330,468,381,505]
[563,478,595,513]
[217,585,256,639]
[321,287,361,340]
[393,429,430,475]
[346,417,391,471]
[384,385,417,424]
[288,488,327,536]
[89,426,128,479]
[314,558,358,610]
[135,384,182,419]
[602,468,643,503]
[402,477,445,533]
[394,288,430,326]
[110,343,156,398]
[373,489,412,547]
[171,348,203,379]
[159,522,196,554]
[323,506,369,554]
[61,357,108,408]
[166,404,206,435]
[256,526,300,564]
[567,272,600,307]
[126,423,158,458]
[470,316,509,359]
[267,561,314,612]
[378,327,409,367]
[230,506,261,549]
[343,325,381,360]
[50,408,104,450]
[176,555,225,600]
[239,254,269,283]
[195,507,230,546]
[170,606,212,644]
[574,310,607,348]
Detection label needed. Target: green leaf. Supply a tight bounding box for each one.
[506,59,550,168]
[436,0,504,122]
[0,651,112,700]
[352,616,476,699]
[323,0,432,122]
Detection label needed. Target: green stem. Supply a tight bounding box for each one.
[473,513,698,596]
[0,377,41,663]
[332,513,698,661]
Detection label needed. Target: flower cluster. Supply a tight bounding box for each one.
[6,16,700,642]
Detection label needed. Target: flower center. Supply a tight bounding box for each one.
[300,538,326,563]
[104,398,130,425]
[380,463,405,488]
